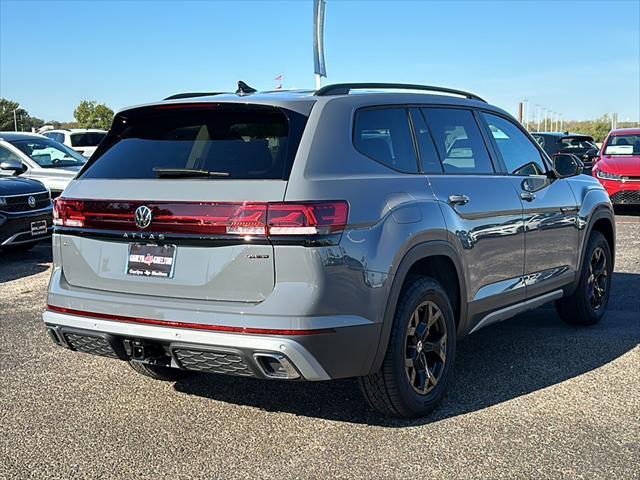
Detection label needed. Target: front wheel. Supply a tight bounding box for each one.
[556,231,612,325]
[359,277,456,418]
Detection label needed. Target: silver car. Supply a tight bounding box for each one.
[43,83,615,418]
[0,132,85,197]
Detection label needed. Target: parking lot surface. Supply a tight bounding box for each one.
[1,211,639,479]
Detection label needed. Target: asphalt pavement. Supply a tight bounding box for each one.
[1,210,638,479]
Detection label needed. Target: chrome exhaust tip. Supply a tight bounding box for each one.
[253,353,300,379]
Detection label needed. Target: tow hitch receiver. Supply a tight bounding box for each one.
[124,338,147,360]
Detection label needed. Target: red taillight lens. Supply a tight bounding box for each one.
[53,198,85,227]
[53,199,348,238]
[267,202,349,235]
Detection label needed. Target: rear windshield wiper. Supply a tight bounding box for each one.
[153,168,230,178]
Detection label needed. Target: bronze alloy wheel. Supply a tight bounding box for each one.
[588,246,608,310]
[405,301,447,395]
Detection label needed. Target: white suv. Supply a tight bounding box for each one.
[41,129,107,158]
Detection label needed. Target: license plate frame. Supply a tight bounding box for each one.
[126,243,177,279]
[30,220,47,236]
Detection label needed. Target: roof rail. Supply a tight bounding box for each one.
[163,92,227,100]
[315,83,486,102]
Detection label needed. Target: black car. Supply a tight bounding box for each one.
[0,174,52,251]
[531,132,600,172]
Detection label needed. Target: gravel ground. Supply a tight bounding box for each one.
[1,211,638,479]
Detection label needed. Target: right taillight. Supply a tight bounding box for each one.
[267,201,349,236]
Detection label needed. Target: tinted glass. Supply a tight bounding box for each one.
[354,108,418,173]
[482,113,546,175]
[81,106,306,180]
[11,138,86,168]
[422,108,494,174]
[409,109,442,173]
[71,132,107,147]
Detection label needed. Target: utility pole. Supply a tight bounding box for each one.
[518,102,524,123]
[313,0,327,90]
[12,108,18,131]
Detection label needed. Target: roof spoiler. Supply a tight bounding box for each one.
[163,92,228,100]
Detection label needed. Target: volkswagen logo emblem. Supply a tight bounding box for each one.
[134,205,153,229]
[28,196,36,208]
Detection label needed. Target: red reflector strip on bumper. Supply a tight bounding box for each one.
[46,305,334,336]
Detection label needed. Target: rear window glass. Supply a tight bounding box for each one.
[559,137,596,150]
[81,106,306,180]
[71,132,106,147]
[353,107,419,173]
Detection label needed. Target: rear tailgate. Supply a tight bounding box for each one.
[55,102,308,303]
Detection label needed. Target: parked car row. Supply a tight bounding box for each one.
[532,132,600,172]
[40,128,107,158]
[531,129,639,205]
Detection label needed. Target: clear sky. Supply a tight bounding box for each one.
[1,0,638,122]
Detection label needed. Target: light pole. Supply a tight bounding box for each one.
[523,99,529,130]
[12,108,18,131]
[543,108,548,132]
[559,113,563,132]
[536,104,541,131]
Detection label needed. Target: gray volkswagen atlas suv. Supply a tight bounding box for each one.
[43,83,615,418]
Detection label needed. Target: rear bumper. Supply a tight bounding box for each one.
[43,309,380,381]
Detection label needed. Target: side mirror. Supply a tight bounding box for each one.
[0,159,27,175]
[552,153,583,178]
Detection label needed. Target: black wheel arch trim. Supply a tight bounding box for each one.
[568,205,615,296]
[368,240,467,375]
[581,206,615,269]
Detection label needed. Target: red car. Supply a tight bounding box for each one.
[593,128,640,205]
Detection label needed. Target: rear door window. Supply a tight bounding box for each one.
[81,106,306,180]
[421,108,494,174]
[353,107,419,173]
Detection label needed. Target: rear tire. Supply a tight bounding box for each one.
[128,361,193,381]
[359,277,456,418]
[555,231,612,326]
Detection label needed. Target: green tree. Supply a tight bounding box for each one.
[0,98,31,131]
[73,100,114,130]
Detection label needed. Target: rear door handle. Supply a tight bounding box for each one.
[448,194,470,206]
[520,192,536,202]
